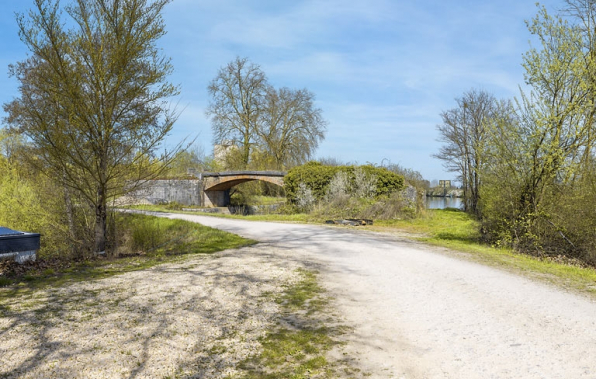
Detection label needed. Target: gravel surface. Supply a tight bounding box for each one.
[4,211,596,378]
[155,213,596,379]
[0,246,303,378]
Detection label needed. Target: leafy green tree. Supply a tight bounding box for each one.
[165,144,216,177]
[478,1,596,258]
[4,0,181,254]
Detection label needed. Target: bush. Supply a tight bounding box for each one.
[296,182,316,212]
[116,214,192,255]
[0,158,71,258]
[298,166,418,220]
[479,165,596,267]
[360,191,418,220]
[285,162,404,203]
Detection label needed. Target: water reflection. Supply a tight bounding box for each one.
[426,196,463,210]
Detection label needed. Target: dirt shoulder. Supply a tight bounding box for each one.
[0,244,359,378]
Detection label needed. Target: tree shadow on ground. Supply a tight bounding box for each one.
[0,246,310,378]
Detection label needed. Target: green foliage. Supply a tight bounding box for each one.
[5,0,181,253]
[473,2,596,266]
[116,214,252,257]
[284,162,404,202]
[0,151,69,257]
[359,191,418,220]
[0,213,254,295]
[164,144,215,177]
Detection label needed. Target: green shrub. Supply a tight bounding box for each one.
[0,158,70,257]
[285,162,404,203]
[130,217,166,252]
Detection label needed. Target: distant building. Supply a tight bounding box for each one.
[213,140,238,164]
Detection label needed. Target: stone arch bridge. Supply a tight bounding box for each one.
[133,171,286,207]
[200,171,285,207]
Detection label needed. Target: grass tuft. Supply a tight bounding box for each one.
[236,269,359,378]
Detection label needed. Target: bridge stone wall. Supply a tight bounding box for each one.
[129,171,285,207]
[131,179,202,206]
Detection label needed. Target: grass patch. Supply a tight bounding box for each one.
[251,196,286,206]
[279,268,328,316]
[0,213,254,300]
[235,269,360,378]
[374,207,480,241]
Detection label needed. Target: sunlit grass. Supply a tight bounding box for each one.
[251,195,286,205]
[0,214,255,300]
[235,269,357,378]
[123,204,313,223]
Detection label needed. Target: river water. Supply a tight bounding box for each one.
[426,196,463,210]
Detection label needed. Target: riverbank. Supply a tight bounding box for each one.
[425,188,463,197]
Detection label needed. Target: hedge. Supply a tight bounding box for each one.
[284,162,404,202]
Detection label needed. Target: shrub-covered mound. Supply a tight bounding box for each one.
[284,162,405,202]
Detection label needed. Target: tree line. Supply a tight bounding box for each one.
[435,0,596,265]
[207,57,327,171]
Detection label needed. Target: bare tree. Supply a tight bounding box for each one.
[4,0,181,254]
[206,57,267,168]
[434,89,505,215]
[258,87,327,169]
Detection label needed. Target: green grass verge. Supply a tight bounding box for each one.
[250,196,286,206]
[374,209,596,295]
[234,269,361,378]
[0,213,255,300]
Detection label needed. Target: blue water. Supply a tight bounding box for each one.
[426,197,463,210]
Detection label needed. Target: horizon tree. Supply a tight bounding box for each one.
[206,57,267,168]
[434,89,502,215]
[258,86,326,169]
[207,57,327,170]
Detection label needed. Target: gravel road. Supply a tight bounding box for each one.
[155,212,596,379]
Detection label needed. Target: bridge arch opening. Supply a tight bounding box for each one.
[200,171,285,207]
[203,176,284,192]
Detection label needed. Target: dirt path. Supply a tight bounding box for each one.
[155,213,596,379]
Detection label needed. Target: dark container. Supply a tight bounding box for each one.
[0,227,41,253]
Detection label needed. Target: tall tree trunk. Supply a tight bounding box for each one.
[243,135,250,168]
[95,154,108,254]
[94,187,107,254]
[63,169,77,256]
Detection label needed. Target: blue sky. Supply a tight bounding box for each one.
[0,0,560,182]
